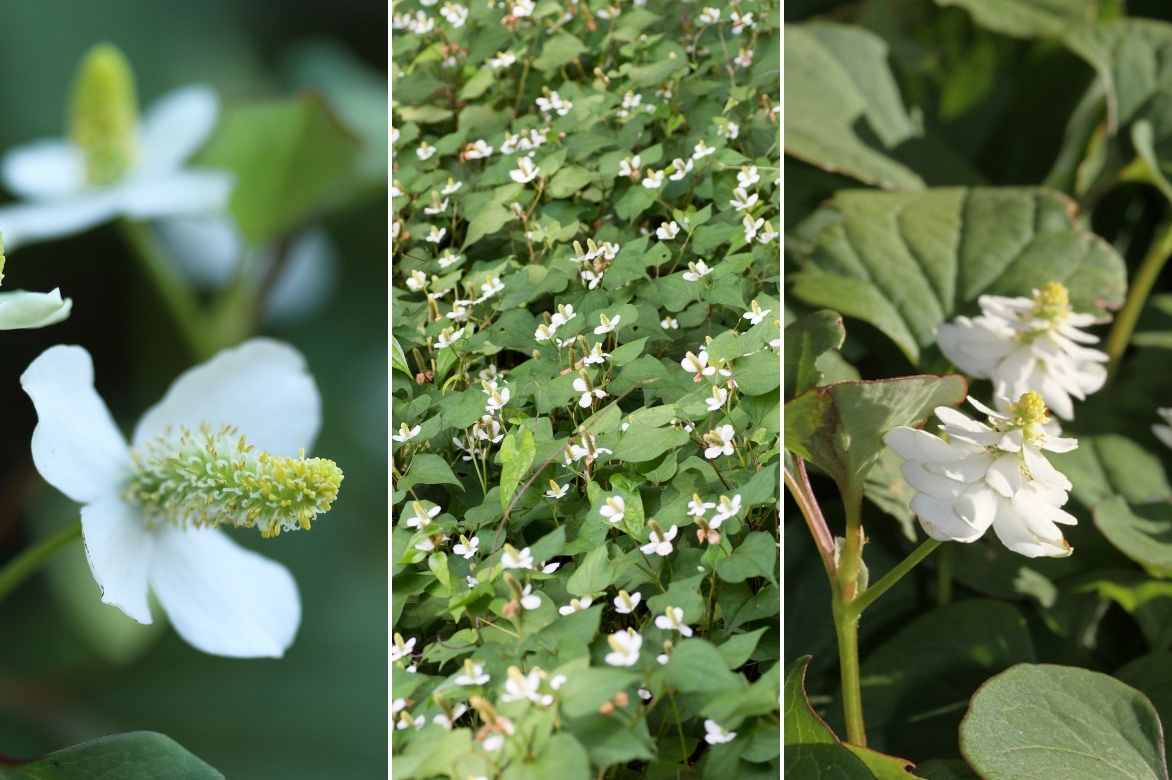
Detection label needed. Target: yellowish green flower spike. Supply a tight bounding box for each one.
[1031,281,1070,322]
[69,43,139,185]
[124,424,343,538]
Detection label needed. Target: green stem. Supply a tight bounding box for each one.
[936,544,954,606]
[119,220,211,358]
[0,521,82,603]
[1105,219,1172,378]
[850,539,943,618]
[832,601,866,746]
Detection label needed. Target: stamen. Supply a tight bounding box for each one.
[69,44,139,185]
[124,424,343,538]
[1032,281,1070,322]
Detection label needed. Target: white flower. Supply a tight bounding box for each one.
[563,432,612,465]
[396,711,425,730]
[519,584,542,611]
[455,660,490,686]
[613,589,642,614]
[638,687,652,701]
[599,495,626,525]
[551,304,576,327]
[426,225,447,244]
[453,535,480,559]
[936,282,1108,420]
[688,494,716,517]
[734,48,754,69]
[668,157,693,181]
[580,269,604,289]
[407,501,441,530]
[706,385,729,412]
[1154,408,1172,450]
[21,340,340,658]
[661,316,679,330]
[641,525,678,556]
[742,214,764,243]
[582,343,611,365]
[704,719,737,744]
[703,425,736,459]
[482,734,505,752]
[535,323,558,343]
[594,313,621,335]
[573,376,608,408]
[656,652,669,665]
[618,155,641,178]
[883,392,1079,558]
[510,0,535,18]
[656,221,680,241]
[510,155,540,184]
[682,261,712,282]
[416,141,436,160]
[501,545,535,569]
[654,606,693,637]
[391,633,417,662]
[501,666,547,704]
[484,385,511,414]
[743,299,771,326]
[406,270,428,292]
[558,596,592,615]
[438,250,462,268]
[541,560,561,574]
[730,187,757,211]
[392,422,421,444]
[720,121,740,139]
[490,51,517,69]
[536,91,573,117]
[698,7,720,24]
[434,703,469,729]
[737,165,760,188]
[440,2,468,26]
[713,494,742,523]
[441,178,463,195]
[478,275,505,301]
[424,198,449,216]
[414,533,447,552]
[433,326,464,350]
[604,628,642,666]
[692,140,716,160]
[642,169,665,189]
[544,480,570,501]
[681,350,716,380]
[550,674,567,690]
[0,49,233,251]
[466,574,479,587]
[730,11,754,33]
[464,139,494,159]
[392,697,408,715]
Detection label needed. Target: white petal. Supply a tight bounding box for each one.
[1022,446,1071,491]
[138,86,220,173]
[911,494,980,542]
[80,496,154,624]
[985,455,1023,498]
[133,339,321,455]
[20,345,130,503]
[932,451,994,483]
[155,215,242,287]
[991,500,1071,558]
[953,487,997,536]
[901,461,964,501]
[0,192,121,249]
[933,406,987,434]
[0,289,72,330]
[149,526,299,657]
[1155,424,1172,450]
[118,170,234,219]
[1,140,85,200]
[884,427,969,463]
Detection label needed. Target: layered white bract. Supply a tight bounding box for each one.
[1154,408,1172,450]
[936,284,1107,420]
[883,394,1078,558]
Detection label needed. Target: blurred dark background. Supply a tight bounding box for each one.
[0,2,387,777]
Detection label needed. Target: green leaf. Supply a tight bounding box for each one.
[936,0,1093,38]
[734,350,782,397]
[566,545,614,596]
[499,429,537,511]
[784,309,847,399]
[1094,497,1172,578]
[396,453,463,494]
[503,733,591,780]
[199,96,360,244]
[960,664,1170,780]
[784,374,967,492]
[663,639,743,695]
[790,187,1128,363]
[0,732,223,779]
[463,203,515,248]
[1118,651,1172,733]
[717,627,768,669]
[558,665,640,718]
[548,165,593,198]
[533,32,588,72]
[391,336,411,377]
[566,715,655,768]
[716,531,777,585]
[785,23,924,190]
[611,426,689,463]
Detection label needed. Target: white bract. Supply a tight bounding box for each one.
[0,46,233,250]
[641,524,678,556]
[1154,408,1172,450]
[703,425,736,459]
[704,719,736,744]
[21,340,342,657]
[654,606,693,637]
[682,260,712,282]
[604,628,642,666]
[599,495,626,525]
[613,589,641,614]
[884,392,1078,558]
[455,660,490,686]
[509,155,540,184]
[453,534,480,559]
[936,282,1108,420]
[0,239,73,330]
[406,501,441,530]
[501,545,534,569]
[558,596,592,615]
[572,376,607,408]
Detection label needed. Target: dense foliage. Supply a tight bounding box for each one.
[391,1,781,777]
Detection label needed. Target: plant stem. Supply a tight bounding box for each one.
[783,458,835,577]
[119,220,210,358]
[850,538,943,617]
[0,521,82,603]
[832,599,866,746]
[936,544,954,606]
[1105,219,1172,378]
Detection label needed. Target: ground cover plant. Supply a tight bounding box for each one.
[786,1,1172,777]
[391,1,780,777]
